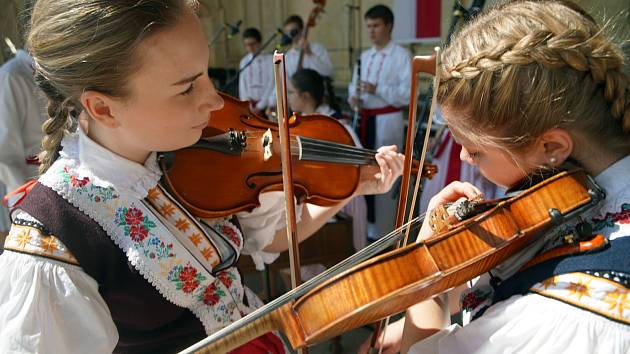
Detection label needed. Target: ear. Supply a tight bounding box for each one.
[79,90,123,129]
[539,128,574,167]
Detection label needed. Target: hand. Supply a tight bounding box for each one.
[355,145,404,196]
[298,38,312,55]
[349,96,362,110]
[360,81,377,94]
[418,181,482,240]
[357,320,404,354]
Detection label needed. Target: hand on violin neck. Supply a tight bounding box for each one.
[354,145,404,196]
[418,181,482,240]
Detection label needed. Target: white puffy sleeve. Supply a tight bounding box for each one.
[0,251,118,353]
[236,191,303,270]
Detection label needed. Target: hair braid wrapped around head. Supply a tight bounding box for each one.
[438,0,629,152]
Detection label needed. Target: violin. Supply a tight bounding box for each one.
[180,168,605,353]
[159,92,437,218]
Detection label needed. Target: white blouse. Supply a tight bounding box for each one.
[0,128,299,352]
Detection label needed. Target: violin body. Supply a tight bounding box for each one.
[161,93,360,218]
[160,93,435,218]
[184,169,604,353]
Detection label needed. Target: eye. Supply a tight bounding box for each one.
[467,151,481,160]
[181,83,195,96]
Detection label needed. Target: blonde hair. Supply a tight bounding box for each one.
[438,0,629,158]
[27,0,199,174]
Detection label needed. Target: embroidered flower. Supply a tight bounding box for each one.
[129,224,149,242]
[461,289,492,312]
[221,224,241,247]
[201,283,225,306]
[70,175,90,187]
[218,271,236,289]
[182,280,200,293]
[179,265,198,282]
[592,203,630,231]
[125,207,144,226]
[168,264,207,295]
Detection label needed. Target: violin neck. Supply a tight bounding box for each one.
[296,136,377,165]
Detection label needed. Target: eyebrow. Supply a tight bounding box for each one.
[172,72,203,86]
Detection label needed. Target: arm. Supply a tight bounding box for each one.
[0,71,31,191]
[238,57,248,100]
[374,49,412,108]
[347,60,358,104]
[264,145,404,253]
[305,43,334,77]
[0,245,117,353]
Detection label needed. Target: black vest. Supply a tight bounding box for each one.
[19,183,207,354]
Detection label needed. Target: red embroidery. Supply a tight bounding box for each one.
[125,207,144,225]
[129,224,149,242]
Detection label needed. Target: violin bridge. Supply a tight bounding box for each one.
[262,129,273,161]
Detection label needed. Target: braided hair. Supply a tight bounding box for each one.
[438,0,629,155]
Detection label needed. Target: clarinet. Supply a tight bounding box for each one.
[351,58,361,130]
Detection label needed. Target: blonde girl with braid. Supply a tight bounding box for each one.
[0,1,403,352]
[358,1,630,354]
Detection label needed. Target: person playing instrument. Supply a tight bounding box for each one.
[0,1,404,353]
[360,1,630,353]
[348,4,412,241]
[281,15,333,80]
[238,27,274,115]
[287,68,368,252]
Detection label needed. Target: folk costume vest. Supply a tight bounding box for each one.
[5,132,261,353]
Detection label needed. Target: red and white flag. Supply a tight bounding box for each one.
[392,0,441,43]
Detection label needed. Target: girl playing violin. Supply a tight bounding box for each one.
[362,1,629,353]
[0,1,403,353]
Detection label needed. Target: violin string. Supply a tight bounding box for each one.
[185,212,429,352]
[242,130,378,156]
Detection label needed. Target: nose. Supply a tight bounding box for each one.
[202,76,224,113]
[459,145,474,165]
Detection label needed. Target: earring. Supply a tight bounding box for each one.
[549,157,557,165]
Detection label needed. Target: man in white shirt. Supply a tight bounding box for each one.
[348,4,411,240]
[0,50,47,241]
[282,15,333,79]
[238,27,274,114]
[266,15,334,110]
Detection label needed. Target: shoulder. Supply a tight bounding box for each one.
[391,44,412,59]
[4,210,81,267]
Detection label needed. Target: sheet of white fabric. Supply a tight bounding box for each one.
[0,127,298,352]
[238,52,274,110]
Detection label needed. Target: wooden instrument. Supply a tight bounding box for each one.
[179,168,604,353]
[297,0,326,70]
[159,92,437,219]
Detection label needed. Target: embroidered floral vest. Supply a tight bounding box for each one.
[12,155,258,353]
